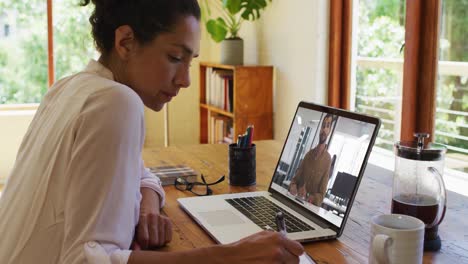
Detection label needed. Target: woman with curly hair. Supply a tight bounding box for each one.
[0,1,303,263]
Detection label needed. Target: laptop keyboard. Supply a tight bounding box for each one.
[225,196,315,233]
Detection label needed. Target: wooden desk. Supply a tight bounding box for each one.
[143,140,468,263]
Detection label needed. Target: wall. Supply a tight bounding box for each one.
[0,105,36,181]
[250,0,330,141]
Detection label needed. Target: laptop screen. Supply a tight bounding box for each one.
[270,103,378,228]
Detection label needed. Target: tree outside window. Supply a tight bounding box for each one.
[436,0,468,172]
[0,0,94,105]
[353,0,468,173]
[353,0,405,150]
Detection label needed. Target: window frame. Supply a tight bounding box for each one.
[47,0,54,87]
[328,0,442,144]
[328,0,353,110]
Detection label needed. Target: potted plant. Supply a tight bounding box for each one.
[201,0,272,65]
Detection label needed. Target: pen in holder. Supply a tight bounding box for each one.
[228,143,256,186]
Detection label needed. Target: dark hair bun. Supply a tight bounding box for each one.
[80,0,200,53]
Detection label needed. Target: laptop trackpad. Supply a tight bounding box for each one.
[199,210,246,226]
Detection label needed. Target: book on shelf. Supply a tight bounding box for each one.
[149,165,197,186]
[208,114,233,144]
[204,67,233,112]
[205,67,211,105]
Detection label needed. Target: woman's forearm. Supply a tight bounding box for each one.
[128,244,229,264]
[129,229,304,264]
[140,187,161,214]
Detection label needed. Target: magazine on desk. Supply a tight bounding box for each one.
[149,165,197,186]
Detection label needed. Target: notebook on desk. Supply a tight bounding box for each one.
[149,165,197,186]
[178,101,381,246]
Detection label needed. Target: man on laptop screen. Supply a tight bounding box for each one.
[271,106,377,227]
[288,113,336,206]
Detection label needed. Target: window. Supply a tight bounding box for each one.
[330,0,468,174]
[0,0,94,105]
[436,0,468,173]
[351,0,406,150]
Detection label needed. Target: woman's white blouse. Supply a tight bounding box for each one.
[0,60,165,264]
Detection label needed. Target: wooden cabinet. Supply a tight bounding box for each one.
[199,62,274,144]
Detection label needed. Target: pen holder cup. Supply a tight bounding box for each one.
[228,143,256,186]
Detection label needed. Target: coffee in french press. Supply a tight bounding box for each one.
[392,133,447,251]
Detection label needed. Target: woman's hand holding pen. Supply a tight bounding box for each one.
[225,230,304,264]
[275,212,316,264]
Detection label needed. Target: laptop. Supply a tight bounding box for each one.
[178,101,381,245]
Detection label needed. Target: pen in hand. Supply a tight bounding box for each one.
[275,211,317,264]
[275,211,287,236]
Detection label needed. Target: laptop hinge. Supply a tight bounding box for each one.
[269,192,338,232]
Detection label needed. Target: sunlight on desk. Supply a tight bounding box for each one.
[444,170,468,197]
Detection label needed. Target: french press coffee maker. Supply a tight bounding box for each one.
[392,133,447,251]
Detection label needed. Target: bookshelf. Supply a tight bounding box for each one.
[199,62,274,144]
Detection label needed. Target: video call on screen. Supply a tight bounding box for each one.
[271,107,376,227]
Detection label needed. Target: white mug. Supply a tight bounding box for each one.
[369,214,425,264]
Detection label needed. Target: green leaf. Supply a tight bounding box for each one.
[240,0,270,21]
[206,18,229,42]
[223,0,242,15]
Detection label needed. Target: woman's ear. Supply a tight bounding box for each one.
[114,25,136,60]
